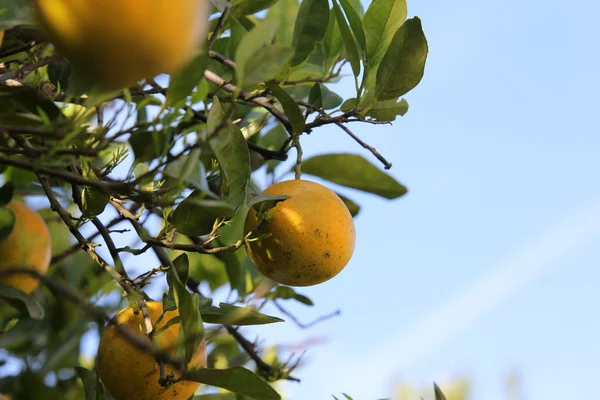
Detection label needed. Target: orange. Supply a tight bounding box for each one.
[97,301,207,400]
[244,180,356,286]
[32,0,210,88]
[0,200,51,293]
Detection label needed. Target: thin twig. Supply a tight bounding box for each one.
[0,54,62,84]
[334,122,392,169]
[273,301,341,329]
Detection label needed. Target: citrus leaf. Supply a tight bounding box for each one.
[337,193,361,217]
[75,367,104,400]
[290,0,329,66]
[339,0,366,58]
[0,182,14,207]
[167,53,210,107]
[434,383,448,400]
[264,81,304,135]
[0,205,15,244]
[375,17,428,101]
[208,97,251,209]
[301,153,407,199]
[365,98,409,121]
[171,193,236,237]
[235,19,279,88]
[185,367,281,400]
[332,0,361,77]
[362,0,408,91]
[200,303,283,325]
[0,283,44,320]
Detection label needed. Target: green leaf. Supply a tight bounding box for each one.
[0,283,44,320]
[264,81,304,134]
[375,17,428,101]
[266,0,300,46]
[235,19,280,88]
[308,83,343,110]
[0,0,33,30]
[339,0,366,58]
[80,163,108,218]
[185,367,281,400]
[129,130,173,163]
[434,383,448,400]
[337,193,361,217]
[75,367,104,400]
[301,153,407,199]
[247,193,290,217]
[332,0,361,77]
[201,303,283,325]
[343,394,354,400]
[0,203,15,244]
[362,0,408,92]
[241,45,294,89]
[208,97,251,209]
[267,286,314,306]
[167,53,209,107]
[168,254,205,365]
[164,150,209,191]
[365,98,409,121]
[231,0,280,17]
[322,10,344,71]
[173,253,190,285]
[171,192,236,237]
[290,0,329,66]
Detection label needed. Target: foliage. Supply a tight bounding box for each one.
[0,0,428,399]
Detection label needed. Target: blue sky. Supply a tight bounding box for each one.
[4,0,600,398]
[251,0,600,398]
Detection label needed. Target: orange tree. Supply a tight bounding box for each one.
[0,0,429,399]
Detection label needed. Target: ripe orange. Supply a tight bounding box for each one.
[97,301,207,400]
[244,180,356,286]
[32,0,210,88]
[0,200,51,293]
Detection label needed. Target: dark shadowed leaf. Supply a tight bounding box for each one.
[264,81,305,135]
[337,193,361,217]
[434,383,448,400]
[0,283,44,320]
[247,193,290,217]
[201,303,283,325]
[290,0,329,66]
[0,205,15,244]
[332,0,361,77]
[375,17,428,100]
[301,153,407,199]
[75,367,104,400]
[80,163,108,218]
[186,367,281,400]
[309,83,344,110]
[129,130,173,162]
[171,191,236,237]
[362,0,408,91]
[208,98,251,209]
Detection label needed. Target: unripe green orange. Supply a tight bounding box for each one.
[0,200,51,293]
[97,301,207,400]
[32,0,210,88]
[244,180,356,286]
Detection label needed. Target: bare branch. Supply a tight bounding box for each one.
[273,301,341,329]
[334,122,393,170]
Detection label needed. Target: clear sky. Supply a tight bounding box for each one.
[4,0,599,399]
[250,0,600,398]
